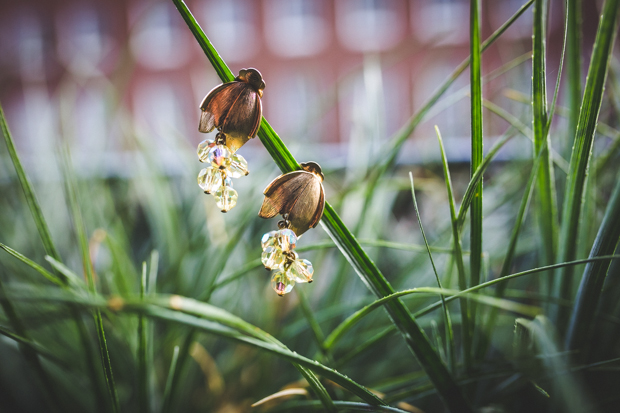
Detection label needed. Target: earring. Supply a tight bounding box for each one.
[196,68,265,212]
[258,162,325,296]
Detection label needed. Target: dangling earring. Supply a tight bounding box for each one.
[258,162,325,296]
[196,68,265,212]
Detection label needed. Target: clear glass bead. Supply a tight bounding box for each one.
[261,231,277,249]
[261,246,284,270]
[197,167,222,194]
[197,139,216,162]
[287,259,314,283]
[276,229,297,251]
[228,153,249,178]
[214,186,238,212]
[271,271,295,296]
[207,145,231,169]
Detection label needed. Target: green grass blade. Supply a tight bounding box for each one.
[565,0,583,157]
[162,345,180,413]
[0,102,64,280]
[377,0,534,176]
[296,366,337,413]
[357,0,535,228]
[171,1,472,410]
[414,255,620,319]
[0,243,63,287]
[322,286,540,353]
[436,126,471,371]
[138,262,148,413]
[482,99,570,173]
[61,147,120,413]
[293,293,336,412]
[410,172,455,372]
[565,173,620,355]
[545,0,569,135]
[297,289,327,355]
[532,0,559,270]
[323,253,620,357]
[0,325,66,367]
[1,104,106,410]
[478,145,545,358]
[0,272,62,411]
[318,207,472,411]
[129,301,385,406]
[556,0,620,330]
[334,328,395,368]
[267,401,413,413]
[45,256,88,290]
[456,131,516,231]
[469,0,484,357]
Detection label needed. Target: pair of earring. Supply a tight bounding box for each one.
[196,68,325,296]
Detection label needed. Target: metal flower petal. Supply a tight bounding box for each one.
[198,68,265,153]
[258,162,325,236]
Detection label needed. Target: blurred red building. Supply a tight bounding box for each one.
[0,0,574,171]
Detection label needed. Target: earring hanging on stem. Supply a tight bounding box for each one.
[195,68,265,212]
[258,162,325,296]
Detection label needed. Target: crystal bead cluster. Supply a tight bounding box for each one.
[196,134,249,212]
[261,228,314,296]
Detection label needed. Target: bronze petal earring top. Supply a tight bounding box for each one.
[199,68,264,153]
[196,68,265,212]
[258,162,325,296]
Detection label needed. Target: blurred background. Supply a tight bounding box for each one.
[1,1,617,412]
[1,0,585,167]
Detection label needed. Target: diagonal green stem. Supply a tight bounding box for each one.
[565,173,620,356]
[469,0,484,363]
[171,1,472,410]
[61,147,120,413]
[556,0,620,332]
[532,0,559,272]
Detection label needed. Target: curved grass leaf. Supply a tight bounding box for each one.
[170,1,471,410]
[565,0,583,157]
[435,127,471,371]
[0,243,63,287]
[265,400,413,413]
[1,102,105,411]
[61,147,120,413]
[323,287,540,352]
[358,0,535,235]
[161,345,180,413]
[478,145,545,358]
[414,255,620,319]
[138,262,148,413]
[0,271,62,411]
[532,0,559,269]
[556,0,620,330]
[456,130,517,231]
[410,172,454,372]
[565,173,620,355]
[0,102,63,273]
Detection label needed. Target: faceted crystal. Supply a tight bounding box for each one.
[287,259,314,283]
[214,186,238,212]
[271,271,295,296]
[228,153,249,178]
[261,231,277,249]
[261,246,284,270]
[207,145,231,169]
[276,229,297,251]
[197,167,222,194]
[197,139,216,162]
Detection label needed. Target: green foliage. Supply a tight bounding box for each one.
[1,0,620,412]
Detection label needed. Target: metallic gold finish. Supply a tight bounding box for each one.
[199,68,265,153]
[258,162,325,236]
